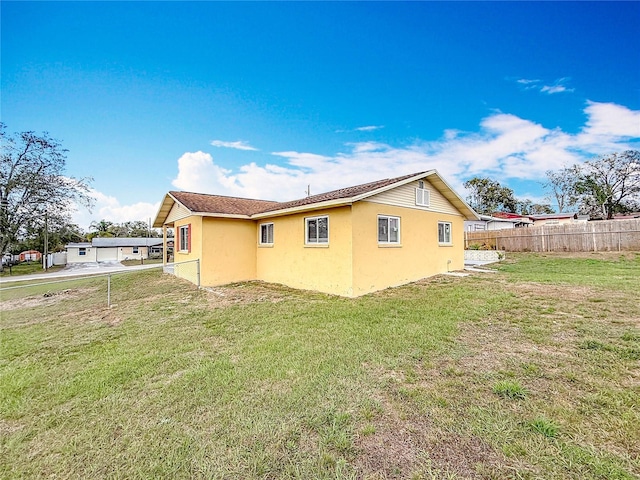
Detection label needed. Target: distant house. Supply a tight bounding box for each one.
[528,212,587,226]
[18,250,42,262]
[465,213,532,232]
[66,237,165,264]
[466,212,591,230]
[153,170,479,297]
[612,212,640,220]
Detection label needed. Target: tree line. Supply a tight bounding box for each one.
[465,150,640,219]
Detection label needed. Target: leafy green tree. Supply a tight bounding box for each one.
[529,203,555,215]
[0,124,92,269]
[88,219,114,239]
[88,219,160,238]
[464,177,519,214]
[517,200,554,215]
[13,221,86,254]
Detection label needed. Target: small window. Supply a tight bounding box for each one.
[378,216,400,244]
[79,247,86,256]
[259,223,274,245]
[305,216,329,244]
[415,183,430,207]
[179,224,191,252]
[438,222,452,244]
[132,247,139,254]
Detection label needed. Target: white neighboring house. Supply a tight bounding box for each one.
[465,214,533,231]
[66,238,164,264]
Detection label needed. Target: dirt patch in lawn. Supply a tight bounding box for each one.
[202,281,307,308]
[353,386,516,479]
[0,288,98,313]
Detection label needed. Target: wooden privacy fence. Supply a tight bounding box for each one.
[465,219,640,252]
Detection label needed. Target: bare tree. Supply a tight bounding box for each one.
[543,168,579,213]
[0,124,93,265]
[575,150,640,219]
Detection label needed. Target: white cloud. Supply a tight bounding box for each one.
[582,101,640,138]
[210,140,258,151]
[515,77,574,94]
[541,84,569,94]
[355,125,384,132]
[336,125,385,133]
[167,101,639,204]
[71,189,160,231]
[517,78,539,85]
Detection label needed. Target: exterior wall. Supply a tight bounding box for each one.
[173,215,202,285]
[366,178,459,215]
[200,217,257,286]
[67,246,97,263]
[256,206,354,296]
[117,246,148,261]
[351,201,465,296]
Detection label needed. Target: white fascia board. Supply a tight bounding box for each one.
[427,171,480,221]
[196,212,252,220]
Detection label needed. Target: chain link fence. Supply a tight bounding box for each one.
[0,260,200,309]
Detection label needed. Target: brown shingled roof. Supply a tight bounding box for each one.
[170,172,425,216]
[259,172,423,213]
[169,191,280,216]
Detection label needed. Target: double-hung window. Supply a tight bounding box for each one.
[438,221,452,244]
[132,247,139,254]
[305,216,329,244]
[259,223,274,245]
[79,247,86,256]
[179,224,191,252]
[415,180,430,207]
[378,215,400,244]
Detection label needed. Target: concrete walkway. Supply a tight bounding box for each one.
[0,262,162,286]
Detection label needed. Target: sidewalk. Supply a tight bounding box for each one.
[0,262,162,286]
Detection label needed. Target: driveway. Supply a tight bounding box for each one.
[0,262,163,286]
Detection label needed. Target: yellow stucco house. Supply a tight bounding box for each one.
[153,170,478,297]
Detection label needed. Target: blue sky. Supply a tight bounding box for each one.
[2,1,639,229]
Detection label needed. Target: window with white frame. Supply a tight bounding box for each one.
[378,215,400,244]
[179,224,190,252]
[79,247,86,256]
[305,216,329,244]
[132,247,139,254]
[259,223,274,245]
[415,181,430,207]
[438,222,452,244]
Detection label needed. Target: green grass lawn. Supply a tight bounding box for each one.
[0,262,64,277]
[1,252,639,479]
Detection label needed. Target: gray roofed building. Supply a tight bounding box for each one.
[92,237,164,247]
[66,237,171,265]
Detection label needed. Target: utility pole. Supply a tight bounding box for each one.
[43,212,49,271]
